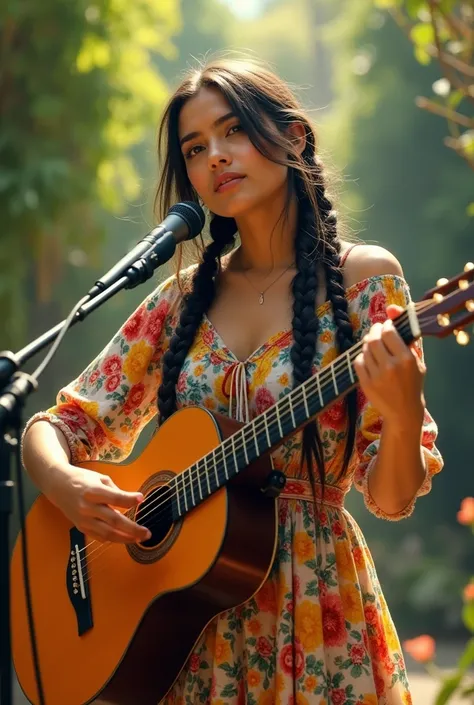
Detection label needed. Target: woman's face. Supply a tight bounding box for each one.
[178,86,288,219]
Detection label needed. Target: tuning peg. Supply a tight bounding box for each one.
[467,300,474,312]
[437,277,449,286]
[454,329,470,345]
[459,279,470,290]
[433,292,444,302]
[437,313,450,327]
[464,262,474,272]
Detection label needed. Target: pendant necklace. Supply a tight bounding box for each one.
[242,262,295,305]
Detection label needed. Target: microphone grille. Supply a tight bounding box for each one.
[169,201,205,240]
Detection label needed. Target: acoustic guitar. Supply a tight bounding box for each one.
[10,265,474,705]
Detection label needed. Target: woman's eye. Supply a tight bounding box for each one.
[228,124,242,136]
[184,145,203,160]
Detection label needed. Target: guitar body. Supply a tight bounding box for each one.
[10,406,278,705]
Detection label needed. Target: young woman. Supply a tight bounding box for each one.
[22,57,443,704]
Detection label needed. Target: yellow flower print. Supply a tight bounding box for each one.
[194,364,205,377]
[362,696,378,705]
[401,693,413,705]
[252,355,274,389]
[213,374,229,407]
[80,400,99,419]
[294,532,314,564]
[321,347,337,368]
[295,600,323,650]
[319,330,332,345]
[335,540,357,581]
[203,397,216,410]
[214,633,231,665]
[258,691,274,705]
[340,582,364,623]
[247,669,261,687]
[360,405,382,440]
[305,675,317,692]
[296,695,310,705]
[247,617,261,636]
[350,313,361,332]
[278,372,290,387]
[385,277,407,308]
[123,340,152,384]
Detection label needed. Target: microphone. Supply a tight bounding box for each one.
[87,201,205,299]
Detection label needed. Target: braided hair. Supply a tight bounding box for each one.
[154,55,359,490]
[157,215,237,423]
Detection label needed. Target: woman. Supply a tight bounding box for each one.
[22,57,443,704]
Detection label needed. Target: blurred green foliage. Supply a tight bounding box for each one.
[0,0,180,347]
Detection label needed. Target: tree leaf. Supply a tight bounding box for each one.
[410,22,435,48]
[462,602,474,632]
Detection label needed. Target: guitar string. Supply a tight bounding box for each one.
[76,306,432,580]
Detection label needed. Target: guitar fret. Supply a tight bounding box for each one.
[213,451,219,488]
[252,423,259,454]
[347,352,355,384]
[231,434,240,469]
[331,362,338,396]
[263,413,271,448]
[204,455,211,496]
[315,374,324,408]
[182,472,188,514]
[239,431,249,466]
[197,461,203,501]
[289,397,296,429]
[302,384,310,418]
[222,447,229,480]
[175,475,182,516]
[189,468,195,506]
[276,404,283,438]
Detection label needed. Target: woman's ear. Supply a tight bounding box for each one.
[287,121,306,156]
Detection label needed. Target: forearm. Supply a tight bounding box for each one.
[367,417,427,516]
[22,421,76,503]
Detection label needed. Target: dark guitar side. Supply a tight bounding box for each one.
[95,413,279,705]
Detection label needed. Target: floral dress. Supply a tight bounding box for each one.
[25,269,443,705]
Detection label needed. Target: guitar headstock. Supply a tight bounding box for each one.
[418,262,474,344]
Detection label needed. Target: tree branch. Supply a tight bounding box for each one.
[416,95,474,128]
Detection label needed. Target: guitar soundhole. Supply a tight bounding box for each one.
[126,471,182,564]
[136,484,174,548]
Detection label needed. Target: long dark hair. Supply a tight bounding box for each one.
[154,57,358,490]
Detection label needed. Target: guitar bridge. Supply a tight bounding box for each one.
[66,527,93,636]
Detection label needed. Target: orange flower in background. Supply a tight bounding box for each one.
[457,497,474,525]
[247,617,262,636]
[294,532,314,564]
[305,675,317,691]
[214,634,231,665]
[295,600,323,650]
[122,340,152,384]
[403,635,436,663]
[463,583,474,602]
[247,670,261,687]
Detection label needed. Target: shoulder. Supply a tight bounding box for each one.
[341,244,404,289]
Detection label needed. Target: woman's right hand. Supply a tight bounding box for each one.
[50,466,152,544]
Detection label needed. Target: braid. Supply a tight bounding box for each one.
[290,197,326,491]
[314,162,358,477]
[157,215,237,424]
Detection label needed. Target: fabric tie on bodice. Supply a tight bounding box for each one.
[228,361,250,424]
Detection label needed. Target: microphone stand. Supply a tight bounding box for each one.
[0,230,177,705]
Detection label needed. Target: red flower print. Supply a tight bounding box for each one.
[60,405,89,432]
[331,688,347,705]
[319,510,328,525]
[93,425,106,448]
[256,636,273,658]
[321,594,346,647]
[255,387,275,414]
[286,600,294,614]
[255,580,276,613]
[368,290,388,324]
[279,642,304,678]
[143,301,169,346]
[293,574,301,598]
[105,374,121,393]
[123,383,146,415]
[89,369,100,385]
[102,354,122,377]
[332,520,344,538]
[374,667,386,697]
[370,631,389,662]
[210,352,221,366]
[319,399,346,431]
[189,653,200,673]
[279,501,289,524]
[350,643,365,665]
[364,604,379,627]
[177,372,187,394]
[318,579,328,598]
[362,629,369,652]
[122,306,145,341]
[384,657,395,676]
[202,329,215,346]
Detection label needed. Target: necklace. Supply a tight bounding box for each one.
[241,262,295,305]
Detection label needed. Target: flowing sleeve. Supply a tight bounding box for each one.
[22,273,182,464]
[349,274,444,520]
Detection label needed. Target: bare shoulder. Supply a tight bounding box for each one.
[341,243,404,289]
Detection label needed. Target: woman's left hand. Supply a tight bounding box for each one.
[354,305,426,428]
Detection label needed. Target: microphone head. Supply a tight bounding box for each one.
[168,201,205,241]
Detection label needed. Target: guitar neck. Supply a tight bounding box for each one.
[172,304,419,519]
